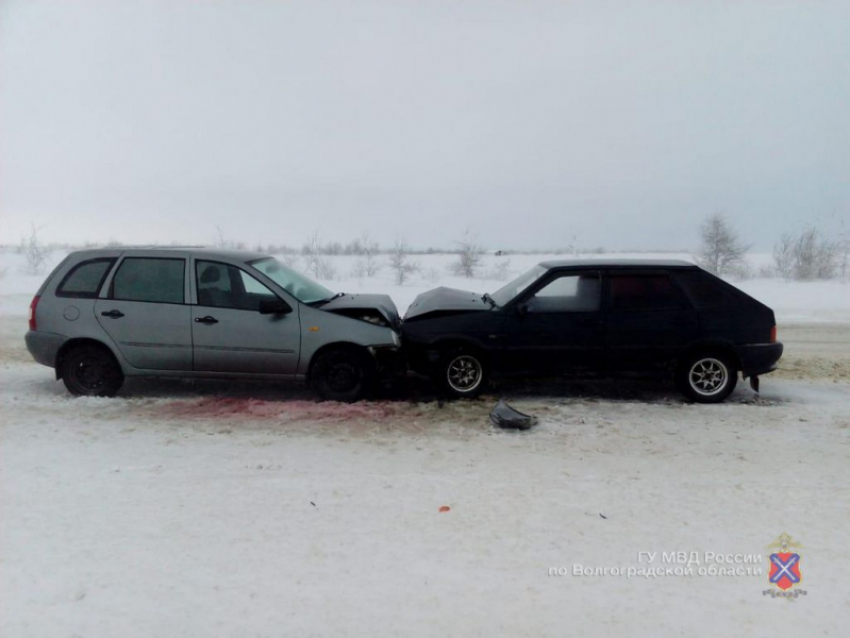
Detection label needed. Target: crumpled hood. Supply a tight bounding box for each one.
[404,287,490,320]
[322,293,401,328]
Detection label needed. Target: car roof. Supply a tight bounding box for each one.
[539,258,699,269]
[68,247,270,261]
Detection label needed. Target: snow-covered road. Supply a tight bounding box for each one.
[2,355,849,636]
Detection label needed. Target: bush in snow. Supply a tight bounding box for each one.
[388,240,419,285]
[449,230,483,278]
[774,227,843,280]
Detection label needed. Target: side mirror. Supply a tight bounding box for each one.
[259,298,292,315]
[516,303,529,317]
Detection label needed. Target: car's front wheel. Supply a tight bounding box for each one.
[311,348,374,402]
[61,344,124,397]
[439,350,487,398]
[676,352,737,403]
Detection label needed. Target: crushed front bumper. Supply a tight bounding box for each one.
[369,345,406,377]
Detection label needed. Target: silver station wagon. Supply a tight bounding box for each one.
[26,248,401,401]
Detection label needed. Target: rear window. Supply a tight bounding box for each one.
[609,275,684,311]
[56,258,116,298]
[675,271,739,309]
[111,258,185,304]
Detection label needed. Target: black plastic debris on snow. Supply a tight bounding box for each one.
[490,399,537,430]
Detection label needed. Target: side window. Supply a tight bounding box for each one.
[527,273,601,313]
[112,258,185,304]
[56,258,116,298]
[609,275,683,311]
[196,261,277,311]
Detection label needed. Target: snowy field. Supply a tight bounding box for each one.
[2,248,850,636]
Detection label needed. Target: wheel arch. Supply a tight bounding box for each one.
[54,338,122,380]
[677,340,742,372]
[429,337,490,361]
[306,341,375,384]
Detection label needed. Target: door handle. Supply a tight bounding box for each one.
[194,316,219,324]
[100,310,125,319]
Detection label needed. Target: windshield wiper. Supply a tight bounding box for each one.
[482,293,497,308]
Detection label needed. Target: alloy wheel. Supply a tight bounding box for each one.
[447,355,483,393]
[688,357,729,397]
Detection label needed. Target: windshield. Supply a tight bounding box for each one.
[490,265,547,307]
[249,257,335,305]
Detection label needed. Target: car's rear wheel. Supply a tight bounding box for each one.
[439,350,487,398]
[61,344,124,397]
[311,348,374,402]
[676,352,737,403]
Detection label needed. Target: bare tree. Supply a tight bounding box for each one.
[837,216,850,279]
[302,231,336,280]
[360,233,381,277]
[695,213,751,276]
[352,233,381,277]
[212,227,246,250]
[21,223,50,275]
[773,233,795,278]
[388,240,418,285]
[214,226,228,248]
[449,230,483,278]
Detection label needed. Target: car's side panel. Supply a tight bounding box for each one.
[94,299,193,371]
[400,309,503,375]
[188,257,303,375]
[672,270,776,344]
[191,304,302,375]
[298,305,401,376]
[25,252,124,371]
[604,270,699,374]
[500,270,605,375]
[94,252,194,371]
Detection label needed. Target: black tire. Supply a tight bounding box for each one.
[61,344,124,397]
[311,348,374,402]
[676,352,738,403]
[438,349,487,399]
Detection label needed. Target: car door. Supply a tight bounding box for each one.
[95,254,193,370]
[501,270,604,375]
[604,271,699,374]
[191,259,301,375]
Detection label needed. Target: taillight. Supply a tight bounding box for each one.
[29,295,40,331]
[770,325,777,343]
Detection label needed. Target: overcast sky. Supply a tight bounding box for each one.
[2,0,848,251]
